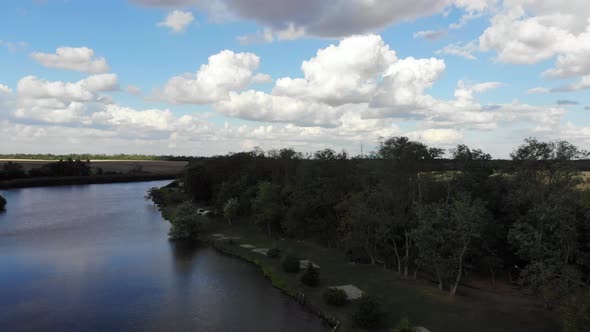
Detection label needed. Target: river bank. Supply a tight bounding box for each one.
[0,174,177,189]
[153,190,560,332]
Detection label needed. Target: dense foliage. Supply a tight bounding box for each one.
[167,202,206,239]
[179,136,590,330]
[267,247,281,258]
[392,317,417,332]
[300,262,320,286]
[352,295,385,328]
[281,250,300,273]
[321,287,348,306]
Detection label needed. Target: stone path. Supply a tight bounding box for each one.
[331,285,364,300]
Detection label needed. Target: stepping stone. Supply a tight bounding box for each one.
[240,244,256,249]
[331,285,364,300]
[299,260,320,269]
[416,327,431,332]
[252,248,269,255]
[212,233,224,237]
[218,236,241,240]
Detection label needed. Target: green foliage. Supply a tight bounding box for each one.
[223,197,239,225]
[28,158,91,177]
[559,291,590,332]
[267,247,281,258]
[300,262,319,286]
[321,287,347,306]
[0,162,26,180]
[0,194,6,210]
[175,136,590,330]
[414,194,489,294]
[281,250,300,273]
[392,317,417,332]
[352,295,385,329]
[167,201,205,239]
[146,186,186,206]
[253,181,284,236]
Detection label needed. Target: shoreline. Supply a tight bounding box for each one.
[0,174,177,189]
[201,234,341,331]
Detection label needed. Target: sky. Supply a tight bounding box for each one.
[0,0,589,158]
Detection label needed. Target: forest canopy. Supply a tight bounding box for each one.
[179,136,590,330]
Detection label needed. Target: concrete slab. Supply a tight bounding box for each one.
[299,260,320,269]
[332,285,364,300]
[252,248,269,255]
[240,244,256,249]
[218,236,241,240]
[211,234,224,237]
[416,327,431,332]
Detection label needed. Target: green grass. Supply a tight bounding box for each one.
[202,219,560,332]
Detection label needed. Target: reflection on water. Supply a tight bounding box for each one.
[0,181,325,332]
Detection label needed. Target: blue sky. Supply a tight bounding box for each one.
[1,0,589,157]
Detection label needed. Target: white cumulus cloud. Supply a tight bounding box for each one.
[30,47,109,73]
[157,10,196,32]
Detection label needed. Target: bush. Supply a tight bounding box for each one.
[392,317,417,332]
[281,250,300,273]
[0,194,6,210]
[321,287,347,306]
[267,247,281,258]
[167,202,205,239]
[300,262,320,286]
[353,295,384,329]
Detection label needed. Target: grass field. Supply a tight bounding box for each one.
[0,159,188,175]
[200,219,560,332]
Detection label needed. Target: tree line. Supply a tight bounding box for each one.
[181,137,590,330]
[0,153,200,161]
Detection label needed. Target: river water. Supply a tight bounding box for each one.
[0,181,325,332]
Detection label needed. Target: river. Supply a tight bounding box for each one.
[0,181,326,331]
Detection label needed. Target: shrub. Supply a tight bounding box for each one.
[353,295,384,329]
[0,194,6,211]
[167,202,204,239]
[321,287,347,306]
[392,317,417,332]
[300,262,320,286]
[267,247,281,258]
[281,250,300,273]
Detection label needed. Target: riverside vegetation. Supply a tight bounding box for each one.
[151,136,590,332]
[0,158,182,189]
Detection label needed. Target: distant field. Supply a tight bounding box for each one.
[0,159,188,176]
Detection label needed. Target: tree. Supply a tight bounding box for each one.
[507,138,589,307]
[252,182,284,236]
[337,191,381,264]
[0,194,6,211]
[168,202,204,239]
[1,161,26,180]
[223,198,239,225]
[415,194,488,295]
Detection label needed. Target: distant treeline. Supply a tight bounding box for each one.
[0,158,150,182]
[178,136,590,330]
[0,174,175,189]
[0,154,198,161]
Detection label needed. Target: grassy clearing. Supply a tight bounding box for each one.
[202,218,560,332]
